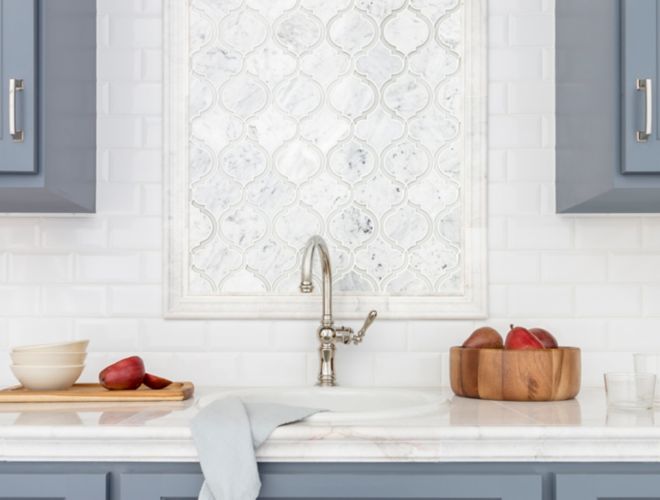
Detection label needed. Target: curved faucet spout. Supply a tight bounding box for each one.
[300,235,333,327]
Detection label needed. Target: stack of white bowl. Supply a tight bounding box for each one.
[10,340,89,390]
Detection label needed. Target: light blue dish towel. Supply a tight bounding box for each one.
[191,396,320,500]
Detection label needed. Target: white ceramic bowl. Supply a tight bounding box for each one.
[10,364,84,390]
[12,340,89,353]
[10,351,87,366]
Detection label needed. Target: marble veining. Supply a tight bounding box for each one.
[165,0,486,317]
[189,0,465,296]
[4,388,660,463]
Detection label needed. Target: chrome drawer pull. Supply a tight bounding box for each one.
[9,78,24,142]
[636,78,653,142]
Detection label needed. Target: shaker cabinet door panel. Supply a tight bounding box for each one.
[622,0,660,173]
[259,472,543,499]
[0,0,37,173]
[0,473,107,499]
[119,473,204,500]
[557,473,660,500]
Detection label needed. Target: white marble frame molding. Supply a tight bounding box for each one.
[164,0,487,319]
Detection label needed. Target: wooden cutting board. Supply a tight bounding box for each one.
[0,382,194,403]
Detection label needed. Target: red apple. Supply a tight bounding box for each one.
[99,356,145,390]
[462,326,503,348]
[529,327,558,348]
[143,373,172,390]
[504,325,544,350]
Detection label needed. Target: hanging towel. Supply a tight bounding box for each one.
[192,396,321,500]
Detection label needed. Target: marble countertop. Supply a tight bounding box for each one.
[0,387,659,462]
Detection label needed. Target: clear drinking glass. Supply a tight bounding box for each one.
[634,353,660,403]
[604,372,656,410]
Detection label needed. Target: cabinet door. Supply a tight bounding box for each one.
[557,474,660,499]
[0,0,36,173]
[622,0,660,173]
[119,473,204,500]
[0,473,107,499]
[259,472,542,499]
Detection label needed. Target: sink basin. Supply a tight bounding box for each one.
[198,387,446,422]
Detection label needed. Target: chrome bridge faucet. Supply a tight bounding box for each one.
[300,235,377,387]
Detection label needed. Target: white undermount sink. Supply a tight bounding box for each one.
[198,387,446,423]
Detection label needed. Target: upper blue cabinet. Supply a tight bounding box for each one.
[0,0,95,213]
[557,0,660,212]
[622,0,660,173]
[0,0,37,174]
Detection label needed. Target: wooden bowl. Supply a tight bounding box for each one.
[450,346,581,401]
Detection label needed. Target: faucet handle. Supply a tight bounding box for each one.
[351,310,378,345]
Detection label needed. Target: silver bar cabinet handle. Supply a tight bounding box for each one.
[9,78,24,142]
[636,78,653,143]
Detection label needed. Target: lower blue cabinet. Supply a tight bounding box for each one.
[120,473,203,500]
[0,473,107,499]
[556,474,660,500]
[118,471,541,500]
[259,472,541,499]
[4,463,660,499]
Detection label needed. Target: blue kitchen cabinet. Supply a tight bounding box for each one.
[7,462,660,499]
[556,474,660,499]
[0,473,107,499]
[119,466,542,500]
[0,0,37,174]
[622,0,660,173]
[556,0,660,212]
[0,0,96,212]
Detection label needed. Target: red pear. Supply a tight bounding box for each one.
[99,356,145,390]
[462,326,503,348]
[504,325,544,350]
[143,373,172,390]
[529,327,558,348]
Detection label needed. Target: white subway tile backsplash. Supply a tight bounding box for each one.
[238,353,307,387]
[109,150,162,182]
[489,183,541,215]
[208,321,272,352]
[508,285,573,316]
[489,251,539,283]
[609,254,660,283]
[575,285,641,317]
[97,48,141,81]
[642,286,660,317]
[96,182,141,214]
[9,254,72,283]
[489,47,544,81]
[0,221,39,250]
[75,254,141,283]
[0,254,6,283]
[108,18,161,48]
[506,149,554,182]
[489,115,544,148]
[507,216,572,250]
[109,82,162,114]
[140,319,206,351]
[509,14,554,47]
[541,254,608,283]
[374,353,443,387]
[507,82,554,114]
[74,318,140,351]
[109,285,160,316]
[0,0,654,388]
[108,217,160,249]
[575,219,641,250]
[8,318,74,348]
[0,287,39,316]
[40,219,108,250]
[42,286,107,316]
